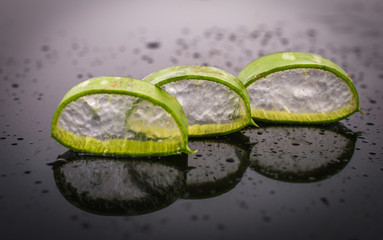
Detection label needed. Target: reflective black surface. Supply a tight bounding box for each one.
[1,0,383,239]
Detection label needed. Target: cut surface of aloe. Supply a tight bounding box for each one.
[144,65,256,137]
[51,77,193,156]
[237,52,360,123]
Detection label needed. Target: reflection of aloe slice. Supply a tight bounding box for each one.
[52,151,187,216]
[182,132,250,199]
[242,123,357,182]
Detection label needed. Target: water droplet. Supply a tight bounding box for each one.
[146,42,161,49]
[202,215,210,221]
[262,216,271,222]
[24,171,31,174]
[226,158,235,163]
[193,52,200,59]
[320,197,330,206]
[217,223,226,230]
[81,222,91,229]
[11,83,19,88]
[41,45,50,52]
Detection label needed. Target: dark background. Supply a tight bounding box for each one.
[1,0,382,239]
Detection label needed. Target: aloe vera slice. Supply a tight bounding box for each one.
[237,52,361,123]
[144,65,257,137]
[51,77,193,156]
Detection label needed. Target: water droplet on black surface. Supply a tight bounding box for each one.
[250,30,259,39]
[229,34,236,41]
[81,222,91,229]
[226,158,235,163]
[119,46,126,52]
[24,171,31,174]
[41,45,50,52]
[262,216,271,222]
[320,197,330,206]
[217,223,226,230]
[146,42,161,49]
[307,29,317,37]
[281,38,289,45]
[11,83,19,88]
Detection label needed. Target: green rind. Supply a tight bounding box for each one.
[144,65,257,136]
[51,77,193,156]
[237,52,360,123]
[187,120,253,138]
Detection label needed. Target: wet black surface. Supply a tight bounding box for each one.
[1,0,383,239]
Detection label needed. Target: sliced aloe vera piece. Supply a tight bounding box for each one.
[237,52,361,123]
[242,123,357,182]
[144,66,257,137]
[51,77,193,156]
[52,151,187,216]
